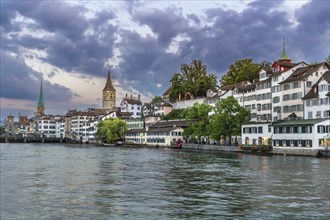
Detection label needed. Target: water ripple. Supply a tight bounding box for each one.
[1,143,329,219]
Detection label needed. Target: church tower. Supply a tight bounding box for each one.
[279,37,291,63]
[37,79,45,116]
[102,68,116,110]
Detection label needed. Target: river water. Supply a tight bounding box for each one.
[1,143,329,219]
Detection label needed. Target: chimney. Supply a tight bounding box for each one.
[130,94,132,99]
[138,94,140,101]
[126,94,128,98]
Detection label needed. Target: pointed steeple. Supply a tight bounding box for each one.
[280,37,290,61]
[103,67,116,91]
[37,79,45,116]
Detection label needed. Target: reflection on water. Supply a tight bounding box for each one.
[1,144,329,219]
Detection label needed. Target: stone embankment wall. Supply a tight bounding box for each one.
[172,98,206,110]
[272,147,320,157]
[183,143,243,152]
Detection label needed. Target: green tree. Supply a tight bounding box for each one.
[326,55,330,65]
[220,58,261,86]
[259,60,272,72]
[169,73,184,102]
[209,96,250,146]
[169,60,217,102]
[162,109,186,120]
[183,102,212,142]
[0,126,4,135]
[96,118,127,143]
[151,96,163,104]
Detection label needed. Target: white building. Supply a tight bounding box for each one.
[241,122,272,145]
[125,120,190,146]
[241,45,330,151]
[303,69,330,119]
[271,62,307,121]
[153,102,173,116]
[120,94,142,118]
[67,108,108,143]
[205,86,234,116]
[35,115,65,138]
[253,69,272,122]
[278,62,329,119]
[271,118,330,149]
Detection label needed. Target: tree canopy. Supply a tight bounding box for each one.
[220,58,263,86]
[183,102,212,141]
[169,60,217,102]
[326,55,330,65]
[161,109,186,120]
[151,96,163,104]
[96,118,127,143]
[208,96,250,145]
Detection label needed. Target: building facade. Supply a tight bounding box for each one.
[120,94,142,118]
[241,46,330,150]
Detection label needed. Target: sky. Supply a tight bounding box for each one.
[1,0,329,120]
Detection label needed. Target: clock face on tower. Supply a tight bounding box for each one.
[108,91,115,99]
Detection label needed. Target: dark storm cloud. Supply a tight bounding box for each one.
[187,14,201,24]
[116,30,183,94]
[15,1,89,39]
[1,0,329,100]
[187,2,294,74]
[247,0,285,11]
[12,34,48,51]
[91,9,115,29]
[0,1,19,32]
[1,0,117,77]
[42,22,117,76]
[0,52,74,103]
[292,0,330,61]
[133,7,188,46]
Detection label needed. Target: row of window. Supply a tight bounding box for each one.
[256,81,271,90]
[283,82,301,91]
[246,103,272,111]
[243,127,263,134]
[147,138,166,143]
[146,131,182,136]
[283,92,302,101]
[273,140,312,148]
[256,93,271,101]
[274,126,313,134]
[38,121,57,124]
[306,97,329,106]
[273,125,330,134]
[126,133,142,137]
[318,84,330,92]
[130,106,141,110]
[317,125,330,133]
[128,123,143,128]
[39,125,56,129]
[250,114,272,121]
[242,95,256,102]
[308,110,330,119]
[283,104,303,113]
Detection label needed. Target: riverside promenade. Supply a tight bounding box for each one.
[182,143,328,157]
[182,143,243,153]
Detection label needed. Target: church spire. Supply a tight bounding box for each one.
[37,79,45,116]
[280,37,290,60]
[103,67,116,91]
